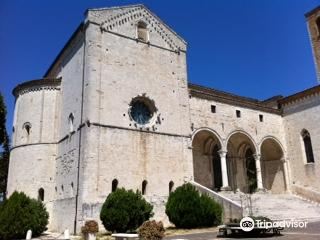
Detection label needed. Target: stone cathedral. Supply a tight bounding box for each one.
[7,4,320,233]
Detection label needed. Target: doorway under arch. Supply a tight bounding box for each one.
[192,130,223,191]
[260,138,286,193]
[227,131,257,193]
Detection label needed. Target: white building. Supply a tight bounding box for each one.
[7,4,320,233]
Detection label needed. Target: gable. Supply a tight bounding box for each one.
[86,4,186,51]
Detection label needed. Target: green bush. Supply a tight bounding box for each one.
[100,188,153,233]
[165,183,222,229]
[0,191,49,240]
[138,220,165,240]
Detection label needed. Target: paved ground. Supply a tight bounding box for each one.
[164,221,320,240]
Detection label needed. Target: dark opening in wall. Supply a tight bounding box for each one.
[259,114,264,122]
[301,129,315,163]
[112,179,118,192]
[142,180,148,195]
[38,188,44,201]
[211,105,216,113]
[236,110,241,118]
[68,113,74,132]
[169,181,174,193]
[23,122,31,135]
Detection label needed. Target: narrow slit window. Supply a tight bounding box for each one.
[23,122,31,135]
[211,105,216,113]
[68,113,74,132]
[302,129,315,163]
[169,181,174,193]
[236,110,241,118]
[142,180,148,195]
[38,188,44,201]
[259,114,264,122]
[112,179,118,192]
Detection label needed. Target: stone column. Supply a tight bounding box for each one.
[218,150,231,191]
[253,154,264,191]
[280,158,290,192]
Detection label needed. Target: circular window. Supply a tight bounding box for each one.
[129,96,156,125]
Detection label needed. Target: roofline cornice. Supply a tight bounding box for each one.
[278,85,320,105]
[12,78,62,97]
[86,4,187,44]
[43,23,85,78]
[188,83,282,115]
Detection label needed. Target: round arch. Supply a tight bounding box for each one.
[226,129,258,154]
[192,128,224,147]
[259,135,285,156]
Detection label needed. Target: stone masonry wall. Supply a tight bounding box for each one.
[282,94,320,192]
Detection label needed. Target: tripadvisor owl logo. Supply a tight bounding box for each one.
[240,216,255,232]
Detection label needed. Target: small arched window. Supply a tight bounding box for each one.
[38,188,44,201]
[142,180,148,195]
[316,17,320,36]
[137,21,148,42]
[112,179,118,192]
[68,113,74,132]
[169,181,174,193]
[23,122,31,135]
[302,129,315,163]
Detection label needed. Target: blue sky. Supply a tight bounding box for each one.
[0,0,319,136]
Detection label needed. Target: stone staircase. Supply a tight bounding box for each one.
[220,191,320,221]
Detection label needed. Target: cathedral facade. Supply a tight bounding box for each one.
[7,4,320,233]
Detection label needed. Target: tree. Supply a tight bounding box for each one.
[0,92,10,201]
[0,191,49,239]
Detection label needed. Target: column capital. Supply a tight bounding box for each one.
[218,150,227,158]
[253,153,261,160]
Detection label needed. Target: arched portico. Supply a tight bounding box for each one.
[192,129,224,191]
[260,137,287,193]
[226,131,260,193]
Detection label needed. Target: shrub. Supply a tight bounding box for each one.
[100,188,153,233]
[81,220,99,234]
[0,191,49,239]
[199,194,223,226]
[165,183,222,228]
[138,220,165,240]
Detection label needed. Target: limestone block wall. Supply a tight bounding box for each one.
[82,22,190,136]
[7,87,60,196]
[282,94,320,192]
[7,86,60,228]
[189,97,286,146]
[44,30,86,232]
[79,126,192,226]
[54,39,84,137]
[74,9,192,228]
[12,89,60,146]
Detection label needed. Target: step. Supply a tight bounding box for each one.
[219,192,320,221]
